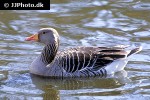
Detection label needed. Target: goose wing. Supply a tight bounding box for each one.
[57,46,128,73]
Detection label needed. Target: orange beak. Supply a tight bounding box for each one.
[25,33,39,41]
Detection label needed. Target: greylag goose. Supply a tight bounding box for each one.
[25,28,142,78]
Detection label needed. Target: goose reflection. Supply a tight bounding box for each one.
[30,70,130,99]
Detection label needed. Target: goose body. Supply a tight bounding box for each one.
[25,28,142,78]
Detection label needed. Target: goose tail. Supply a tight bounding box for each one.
[127,46,142,57]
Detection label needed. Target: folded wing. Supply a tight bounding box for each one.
[58,46,129,73]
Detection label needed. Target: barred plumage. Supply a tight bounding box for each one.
[25,28,142,78]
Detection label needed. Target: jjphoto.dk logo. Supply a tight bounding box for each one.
[0,0,50,10]
[10,2,44,8]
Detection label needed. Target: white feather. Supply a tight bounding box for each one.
[105,59,129,74]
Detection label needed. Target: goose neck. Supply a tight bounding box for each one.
[40,43,58,64]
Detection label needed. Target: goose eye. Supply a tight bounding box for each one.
[43,32,46,34]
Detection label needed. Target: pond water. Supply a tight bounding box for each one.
[0,0,150,100]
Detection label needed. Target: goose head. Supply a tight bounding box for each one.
[25,28,59,45]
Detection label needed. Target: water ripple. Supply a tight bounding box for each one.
[133,3,150,10]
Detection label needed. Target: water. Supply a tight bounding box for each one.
[0,0,150,100]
